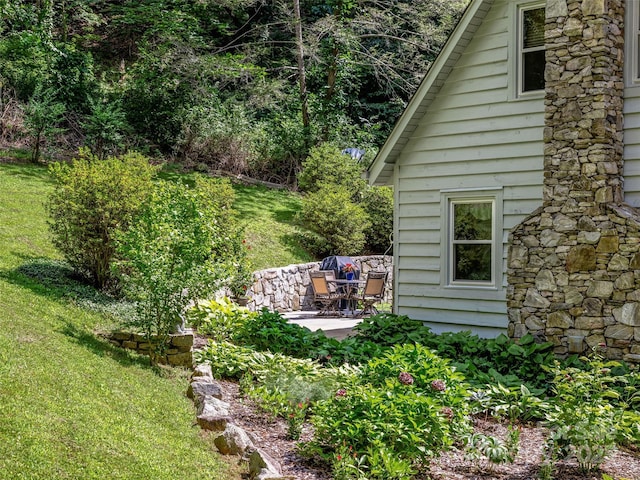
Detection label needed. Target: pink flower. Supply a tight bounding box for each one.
[441,407,454,420]
[398,372,414,385]
[431,379,446,392]
[336,388,347,398]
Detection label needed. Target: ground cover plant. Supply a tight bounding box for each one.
[193,303,640,479]
[0,163,235,479]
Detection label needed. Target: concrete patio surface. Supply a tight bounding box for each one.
[283,310,363,340]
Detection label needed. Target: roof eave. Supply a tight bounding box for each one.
[367,0,494,186]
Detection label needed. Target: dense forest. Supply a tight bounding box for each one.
[0,0,468,184]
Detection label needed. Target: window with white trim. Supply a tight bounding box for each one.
[518,4,545,94]
[448,198,495,286]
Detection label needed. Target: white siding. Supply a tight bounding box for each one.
[393,0,544,337]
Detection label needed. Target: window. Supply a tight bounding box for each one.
[519,4,545,94]
[448,199,495,285]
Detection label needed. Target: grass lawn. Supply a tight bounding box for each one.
[232,183,314,270]
[0,162,240,480]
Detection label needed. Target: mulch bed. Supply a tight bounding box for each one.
[214,379,640,480]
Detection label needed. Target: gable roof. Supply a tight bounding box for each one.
[367,0,495,186]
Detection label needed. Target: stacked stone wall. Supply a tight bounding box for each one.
[507,0,639,363]
[105,331,193,367]
[244,255,393,312]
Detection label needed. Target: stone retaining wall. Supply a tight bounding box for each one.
[105,331,194,367]
[244,255,393,312]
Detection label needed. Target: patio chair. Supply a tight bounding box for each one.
[310,271,343,316]
[319,270,337,292]
[355,272,387,317]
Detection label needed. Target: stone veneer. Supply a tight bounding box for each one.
[507,0,640,363]
[104,331,194,367]
[243,255,393,312]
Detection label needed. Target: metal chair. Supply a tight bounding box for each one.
[310,271,343,316]
[356,272,387,317]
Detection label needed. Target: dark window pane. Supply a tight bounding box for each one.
[523,8,545,48]
[454,244,492,282]
[523,50,545,92]
[453,203,492,241]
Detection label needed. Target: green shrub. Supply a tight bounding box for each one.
[115,176,243,364]
[47,150,155,289]
[236,309,323,357]
[187,297,257,341]
[311,344,471,478]
[82,98,130,160]
[24,85,66,162]
[298,185,370,256]
[235,309,382,365]
[361,186,393,254]
[544,352,628,473]
[297,143,367,195]
[353,313,433,346]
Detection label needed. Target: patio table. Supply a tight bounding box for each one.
[329,278,366,317]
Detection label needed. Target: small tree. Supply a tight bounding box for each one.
[24,85,66,162]
[82,98,129,160]
[47,150,155,289]
[361,186,394,254]
[115,176,244,365]
[298,184,370,256]
[297,143,367,196]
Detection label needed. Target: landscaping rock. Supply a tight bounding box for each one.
[197,395,230,417]
[187,380,223,401]
[248,448,287,480]
[192,363,213,381]
[214,424,255,456]
[196,415,232,432]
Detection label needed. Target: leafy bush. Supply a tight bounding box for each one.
[361,186,394,254]
[544,352,628,473]
[354,314,557,393]
[235,309,382,365]
[298,185,370,256]
[47,150,155,289]
[311,344,472,478]
[187,297,256,341]
[115,176,243,364]
[353,313,434,346]
[24,85,66,162]
[297,143,367,195]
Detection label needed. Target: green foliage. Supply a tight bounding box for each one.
[115,175,243,364]
[470,383,549,423]
[354,314,557,394]
[297,144,367,195]
[82,98,130,160]
[312,344,472,478]
[361,186,394,254]
[234,309,382,365]
[298,185,370,256]
[0,163,231,479]
[353,313,434,346]
[544,352,628,473]
[187,297,256,341]
[24,85,66,162]
[47,150,155,288]
[0,30,49,100]
[463,426,520,468]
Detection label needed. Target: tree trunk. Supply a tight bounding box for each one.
[293,0,309,131]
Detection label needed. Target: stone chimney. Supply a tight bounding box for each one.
[507,0,640,363]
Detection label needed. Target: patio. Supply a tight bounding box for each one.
[283,310,363,340]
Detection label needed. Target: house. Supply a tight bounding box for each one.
[367,0,640,362]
